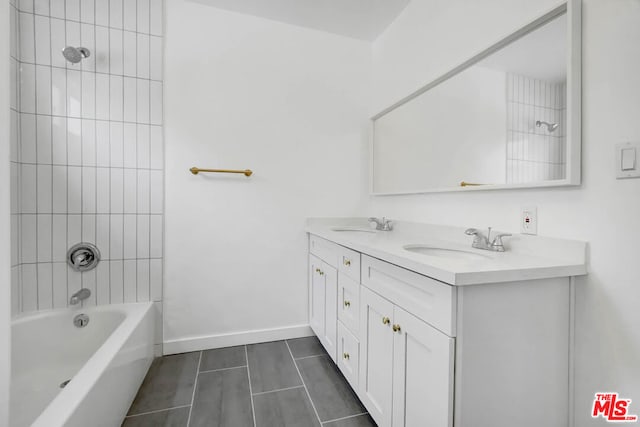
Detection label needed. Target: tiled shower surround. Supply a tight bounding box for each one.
[506,73,566,184]
[9,0,164,325]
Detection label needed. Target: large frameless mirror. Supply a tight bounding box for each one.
[371,1,581,194]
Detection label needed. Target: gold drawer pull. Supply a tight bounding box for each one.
[393,324,401,333]
[382,317,390,325]
[343,258,351,266]
[319,270,324,276]
[343,352,350,360]
[344,300,351,307]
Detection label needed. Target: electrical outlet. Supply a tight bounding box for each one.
[521,207,538,235]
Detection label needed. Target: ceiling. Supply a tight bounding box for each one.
[188,0,411,41]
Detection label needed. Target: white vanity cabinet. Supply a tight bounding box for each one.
[307,231,576,427]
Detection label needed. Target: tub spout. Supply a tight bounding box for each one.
[70,288,91,305]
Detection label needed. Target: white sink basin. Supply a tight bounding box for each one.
[330,226,377,234]
[403,244,492,261]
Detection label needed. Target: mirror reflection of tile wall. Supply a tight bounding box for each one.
[506,73,567,183]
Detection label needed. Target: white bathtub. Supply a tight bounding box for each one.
[10,303,155,427]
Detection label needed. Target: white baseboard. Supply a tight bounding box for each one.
[162,324,314,355]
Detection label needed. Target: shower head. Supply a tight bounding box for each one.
[535,120,558,133]
[62,46,91,64]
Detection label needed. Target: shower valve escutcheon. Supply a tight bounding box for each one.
[67,243,101,272]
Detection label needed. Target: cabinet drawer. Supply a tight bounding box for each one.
[337,321,360,390]
[361,255,456,336]
[338,274,360,336]
[310,235,361,282]
[338,246,361,282]
[309,235,340,267]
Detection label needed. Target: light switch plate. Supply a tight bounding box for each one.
[616,142,640,179]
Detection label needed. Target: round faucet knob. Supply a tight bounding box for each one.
[67,243,101,272]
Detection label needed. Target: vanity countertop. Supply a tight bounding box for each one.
[306,218,587,286]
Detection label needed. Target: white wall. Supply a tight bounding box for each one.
[369,1,640,425]
[1,0,11,423]
[163,1,370,351]
[373,65,506,193]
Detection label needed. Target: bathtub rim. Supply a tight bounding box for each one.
[11,302,130,324]
[11,302,154,427]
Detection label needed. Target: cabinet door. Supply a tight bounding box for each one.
[392,306,454,427]
[359,287,395,427]
[322,262,338,362]
[309,255,325,339]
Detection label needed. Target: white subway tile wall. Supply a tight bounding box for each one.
[506,73,567,184]
[9,0,164,322]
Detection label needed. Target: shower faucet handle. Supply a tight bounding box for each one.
[67,243,101,272]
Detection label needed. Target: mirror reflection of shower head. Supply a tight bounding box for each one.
[535,120,558,132]
[62,46,91,64]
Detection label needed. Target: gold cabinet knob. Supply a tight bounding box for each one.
[393,324,401,333]
[344,300,351,307]
[343,352,350,360]
[382,317,391,325]
[343,259,351,266]
[315,268,320,273]
[319,270,324,276]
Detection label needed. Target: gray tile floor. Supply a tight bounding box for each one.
[123,337,377,427]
